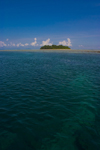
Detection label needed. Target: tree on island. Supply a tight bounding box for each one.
[40,45,71,49]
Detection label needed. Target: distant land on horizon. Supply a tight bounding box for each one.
[40,45,71,49]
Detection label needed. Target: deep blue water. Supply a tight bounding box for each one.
[0,51,100,150]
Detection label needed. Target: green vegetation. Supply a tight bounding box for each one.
[40,45,71,49]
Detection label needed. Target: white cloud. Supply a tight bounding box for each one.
[10,42,15,46]
[31,41,37,46]
[59,40,67,45]
[25,43,29,46]
[17,44,20,47]
[7,43,15,46]
[59,38,72,46]
[20,43,24,46]
[40,38,52,46]
[6,39,9,41]
[0,41,7,47]
[12,43,15,46]
[31,38,37,46]
[17,43,24,47]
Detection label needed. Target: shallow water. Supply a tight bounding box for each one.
[0,51,100,150]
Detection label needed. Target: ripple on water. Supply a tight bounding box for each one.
[0,52,100,150]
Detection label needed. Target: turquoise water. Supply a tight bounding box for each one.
[0,51,100,150]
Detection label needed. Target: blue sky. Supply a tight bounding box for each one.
[0,0,100,49]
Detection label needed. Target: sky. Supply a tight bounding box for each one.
[0,0,100,50]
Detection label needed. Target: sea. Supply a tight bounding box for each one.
[0,51,100,150]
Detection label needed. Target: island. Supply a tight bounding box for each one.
[40,45,71,49]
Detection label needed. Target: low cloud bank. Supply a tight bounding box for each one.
[0,41,7,47]
[0,38,72,48]
[31,38,37,46]
[40,38,52,46]
[59,38,72,46]
[24,43,29,46]
[17,43,24,47]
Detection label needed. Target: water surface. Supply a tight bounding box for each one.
[0,51,100,150]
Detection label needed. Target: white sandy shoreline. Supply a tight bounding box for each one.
[0,49,100,53]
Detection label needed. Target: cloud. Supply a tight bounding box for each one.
[79,45,84,47]
[20,43,24,46]
[16,44,20,47]
[25,43,29,46]
[6,39,9,41]
[17,43,24,47]
[0,41,7,47]
[1,40,29,47]
[7,42,16,46]
[12,43,15,46]
[40,38,52,46]
[58,38,72,46]
[31,38,37,46]
[10,42,15,46]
